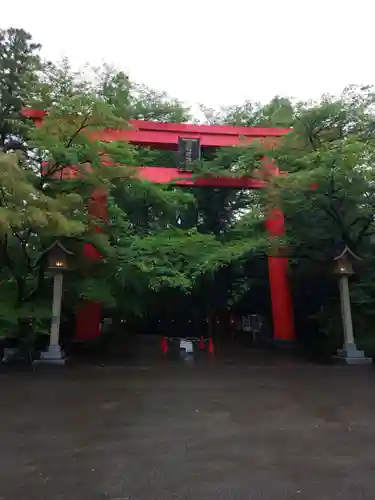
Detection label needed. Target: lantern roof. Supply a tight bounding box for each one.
[36,240,74,266]
[333,244,362,262]
[42,240,74,257]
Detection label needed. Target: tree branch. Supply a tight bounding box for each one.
[356,217,374,244]
[65,112,91,149]
[21,264,45,303]
[13,230,32,271]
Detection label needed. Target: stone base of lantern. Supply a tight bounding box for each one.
[335,343,372,365]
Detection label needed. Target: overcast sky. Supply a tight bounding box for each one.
[1,0,373,110]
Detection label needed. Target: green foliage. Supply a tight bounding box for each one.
[0,27,42,150]
[263,87,375,260]
[200,96,295,128]
[129,83,190,122]
[94,64,191,123]
[0,43,138,329]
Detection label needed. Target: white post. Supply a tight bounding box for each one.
[337,275,370,364]
[39,272,65,364]
[338,275,355,346]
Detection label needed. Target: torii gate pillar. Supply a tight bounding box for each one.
[266,209,295,341]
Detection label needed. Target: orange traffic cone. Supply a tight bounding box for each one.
[161,337,168,354]
[208,337,214,355]
[199,336,205,349]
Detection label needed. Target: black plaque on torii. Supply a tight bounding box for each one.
[178,137,201,171]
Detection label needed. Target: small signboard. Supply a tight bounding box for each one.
[180,339,194,353]
[178,137,201,171]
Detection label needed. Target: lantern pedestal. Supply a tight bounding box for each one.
[336,343,372,365]
[36,272,66,365]
[38,344,66,365]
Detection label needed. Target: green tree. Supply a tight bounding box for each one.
[0,27,42,151]
[0,52,137,334]
[254,86,375,351]
[200,96,294,128]
[0,152,87,332]
[270,86,375,259]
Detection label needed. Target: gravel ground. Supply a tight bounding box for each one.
[1,350,375,499]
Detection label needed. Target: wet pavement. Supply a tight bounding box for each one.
[1,352,375,499]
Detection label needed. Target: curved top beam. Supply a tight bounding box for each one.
[22,108,290,149]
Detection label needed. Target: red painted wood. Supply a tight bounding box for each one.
[137,166,266,188]
[265,209,295,341]
[267,256,295,341]
[75,300,102,341]
[265,209,285,236]
[92,126,288,149]
[22,108,45,119]
[75,188,107,341]
[130,119,289,137]
[45,162,266,188]
[23,108,290,149]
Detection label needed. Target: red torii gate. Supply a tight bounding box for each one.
[24,109,295,343]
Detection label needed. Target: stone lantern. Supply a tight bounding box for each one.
[39,241,74,364]
[333,246,371,364]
